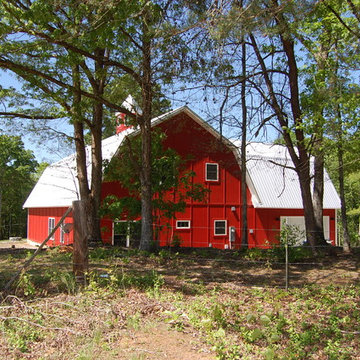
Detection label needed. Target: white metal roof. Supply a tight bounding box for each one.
[24,108,341,210]
[23,129,132,208]
[23,107,184,209]
[232,141,341,209]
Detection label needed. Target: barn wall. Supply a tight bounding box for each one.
[27,207,73,246]
[26,112,338,250]
[100,112,339,250]
[251,208,337,247]
[153,113,249,250]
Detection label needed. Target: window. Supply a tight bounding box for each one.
[60,226,64,244]
[214,220,227,236]
[48,218,55,240]
[206,163,219,181]
[176,220,191,229]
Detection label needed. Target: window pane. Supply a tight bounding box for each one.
[206,163,218,181]
[48,218,55,240]
[214,220,226,235]
[176,220,190,229]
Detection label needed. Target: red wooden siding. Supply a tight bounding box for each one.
[249,208,337,247]
[27,207,73,246]
[27,111,338,249]
[154,113,247,249]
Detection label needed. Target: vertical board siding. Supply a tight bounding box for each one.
[27,111,338,250]
[27,207,73,246]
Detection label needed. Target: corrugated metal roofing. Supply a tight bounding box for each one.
[23,130,131,208]
[23,107,184,209]
[24,108,341,210]
[232,141,341,209]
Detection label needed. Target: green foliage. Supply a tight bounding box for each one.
[326,136,360,245]
[0,135,38,239]
[50,271,77,295]
[102,129,208,223]
[16,272,36,297]
[268,223,312,262]
[1,317,42,353]
[85,265,164,298]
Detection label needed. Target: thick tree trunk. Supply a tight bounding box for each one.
[297,164,325,252]
[87,48,107,244]
[337,129,351,253]
[139,120,153,251]
[89,102,103,244]
[313,152,326,245]
[139,19,153,251]
[281,33,327,250]
[72,65,91,248]
[250,31,326,253]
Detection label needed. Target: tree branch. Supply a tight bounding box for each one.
[0,112,60,120]
[0,57,137,118]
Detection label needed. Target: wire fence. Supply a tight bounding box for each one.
[0,243,358,292]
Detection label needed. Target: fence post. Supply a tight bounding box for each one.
[72,200,88,284]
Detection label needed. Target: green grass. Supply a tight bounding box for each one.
[0,247,359,359]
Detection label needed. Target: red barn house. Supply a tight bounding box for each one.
[23,106,341,249]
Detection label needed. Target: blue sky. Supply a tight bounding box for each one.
[0,68,277,164]
[1,70,74,163]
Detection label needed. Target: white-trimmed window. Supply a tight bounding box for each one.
[214,220,227,236]
[206,163,219,181]
[176,220,191,229]
[48,218,55,240]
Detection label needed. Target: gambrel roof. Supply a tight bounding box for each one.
[23,107,341,210]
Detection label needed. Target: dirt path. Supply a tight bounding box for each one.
[0,239,38,250]
[115,324,215,359]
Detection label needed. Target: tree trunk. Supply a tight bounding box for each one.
[88,49,106,244]
[139,17,153,251]
[249,32,326,253]
[337,120,351,253]
[89,103,103,244]
[297,164,325,252]
[72,65,92,247]
[313,151,326,245]
[240,37,248,248]
[72,200,89,283]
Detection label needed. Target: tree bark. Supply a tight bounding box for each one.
[72,65,92,248]
[337,110,351,253]
[249,32,326,253]
[139,15,153,251]
[240,38,248,248]
[88,48,107,244]
[313,151,326,244]
[72,200,89,283]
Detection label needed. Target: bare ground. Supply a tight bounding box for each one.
[0,244,359,360]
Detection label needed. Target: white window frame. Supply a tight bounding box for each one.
[214,220,227,236]
[176,220,191,229]
[60,225,64,244]
[205,163,219,181]
[48,217,55,240]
